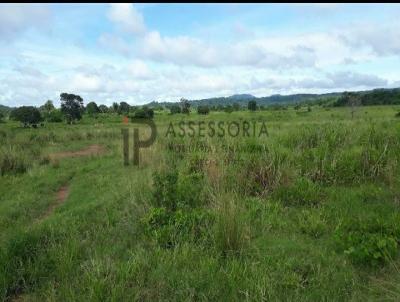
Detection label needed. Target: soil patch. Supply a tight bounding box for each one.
[49,144,106,160]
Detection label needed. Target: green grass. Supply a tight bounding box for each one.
[1,106,400,301]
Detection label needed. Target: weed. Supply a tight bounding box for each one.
[335,215,400,266]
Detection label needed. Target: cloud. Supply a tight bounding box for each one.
[127,60,154,79]
[249,71,389,92]
[136,30,318,69]
[0,4,398,107]
[340,22,400,56]
[70,74,103,93]
[140,31,219,67]
[0,4,50,40]
[104,3,400,70]
[105,4,318,69]
[326,71,388,88]
[108,3,146,35]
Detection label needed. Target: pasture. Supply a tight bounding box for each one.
[1,105,400,301]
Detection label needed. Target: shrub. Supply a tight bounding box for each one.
[248,100,257,111]
[152,169,205,210]
[177,172,205,208]
[169,105,181,114]
[335,216,400,266]
[10,106,43,127]
[152,169,179,211]
[132,106,154,119]
[46,109,63,123]
[197,105,210,115]
[224,105,234,113]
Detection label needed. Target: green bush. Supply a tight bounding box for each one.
[335,216,400,266]
[152,169,179,211]
[177,172,205,208]
[169,105,181,114]
[197,105,210,115]
[153,169,205,210]
[45,109,63,122]
[132,106,154,119]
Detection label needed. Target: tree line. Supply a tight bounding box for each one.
[6,93,156,127]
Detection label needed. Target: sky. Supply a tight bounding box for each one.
[1,3,400,107]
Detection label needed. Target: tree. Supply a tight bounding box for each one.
[335,92,360,119]
[133,106,154,119]
[60,93,84,124]
[170,105,181,114]
[180,98,190,114]
[119,102,130,115]
[86,101,100,117]
[197,105,210,115]
[232,103,240,111]
[98,105,108,113]
[0,111,4,123]
[10,106,43,127]
[40,100,56,122]
[112,102,119,113]
[248,100,257,111]
[47,109,63,122]
[40,100,55,113]
[224,105,234,113]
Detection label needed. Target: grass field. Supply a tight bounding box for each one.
[1,105,400,301]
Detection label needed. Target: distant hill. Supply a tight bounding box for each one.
[0,104,13,115]
[227,94,256,101]
[147,87,400,108]
[147,92,341,108]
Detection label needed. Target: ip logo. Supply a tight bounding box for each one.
[121,118,157,166]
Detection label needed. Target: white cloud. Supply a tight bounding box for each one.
[340,22,400,56]
[108,3,146,35]
[127,60,154,79]
[0,4,398,107]
[326,71,388,88]
[70,74,103,93]
[0,4,50,40]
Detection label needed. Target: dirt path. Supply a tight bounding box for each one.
[46,184,70,218]
[49,144,106,160]
[35,184,70,224]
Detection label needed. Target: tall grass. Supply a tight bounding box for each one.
[1,106,400,300]
[213,193,248,256]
